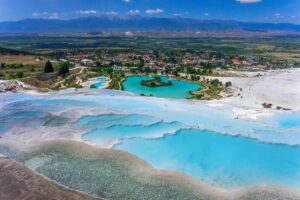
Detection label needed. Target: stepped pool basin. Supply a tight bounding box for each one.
[90,76,108,88]
[0,89,299,191]
[122,76,203,99]
[273,111,300,128]
[116,128,300,189]
[91,82,105,88]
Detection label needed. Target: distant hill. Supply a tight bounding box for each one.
[0,16,300,33]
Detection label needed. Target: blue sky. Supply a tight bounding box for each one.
[0,0,300,23]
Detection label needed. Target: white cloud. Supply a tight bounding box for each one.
[78,10,97,15]
[48,13,60,19]
[145,8,164,14]
[105,11,118,15]
[236,0,262,3]
[274,13,284,19]
[32,12,48,17]
[77,10,118,16]
[128,9,140,15]
[122,0,132,3]
[173,12,189,17]
[48,16,58,19]
[32,12,61,19]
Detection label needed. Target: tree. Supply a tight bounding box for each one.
[0,63,6,69]
[144,67,151,74]
[164,67,171,74]
[225,81,232,87]
[139,58,145,69]
[57,62,70,76]
[44,61,54,73]
[154,76,161,82]
[106,67,113,74]
[120,72,126,78]
[210,79,221,87]
[15,71,23,79]
[153,50,160,60]
[172,67,180,76]
[208,52,214,60]
[150,82,156,87]
[216,51,223,59]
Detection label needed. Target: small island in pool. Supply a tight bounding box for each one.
[122,75,203,99]
[141,76,172,87]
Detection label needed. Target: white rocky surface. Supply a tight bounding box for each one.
[0,80,34,92]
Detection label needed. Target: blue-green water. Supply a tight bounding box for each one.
[90,76,107,88]
[274,112,300,128]
[116,129,300,189]
[0,90,300,190]
[91,82,105,88]
[122,76,202,99]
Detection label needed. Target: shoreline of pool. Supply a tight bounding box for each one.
[2,140,300,200]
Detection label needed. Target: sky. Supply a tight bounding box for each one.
[0,0,300,23]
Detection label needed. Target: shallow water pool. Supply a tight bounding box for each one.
[122,76,203,99]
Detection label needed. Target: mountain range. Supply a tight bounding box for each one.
[0,16,300,33]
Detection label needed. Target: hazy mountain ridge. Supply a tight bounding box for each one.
[0,16,300,33]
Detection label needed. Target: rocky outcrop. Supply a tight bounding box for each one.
[0,80,34,92]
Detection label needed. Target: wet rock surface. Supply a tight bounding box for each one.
[0,157,102,200]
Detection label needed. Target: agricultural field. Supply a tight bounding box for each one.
[0,34,300,60]
[0,55,45,80]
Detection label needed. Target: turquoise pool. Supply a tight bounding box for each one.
[91,82,105,88]
[77,112,300,190]
[1,90,300,191]
[122,76,203,99]
[115,128,300,189]
[90,76,107,88]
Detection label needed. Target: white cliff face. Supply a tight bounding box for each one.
[0,80,34,92]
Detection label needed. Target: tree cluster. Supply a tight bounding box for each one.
[56,62,70,75]
[44,61,54,73]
